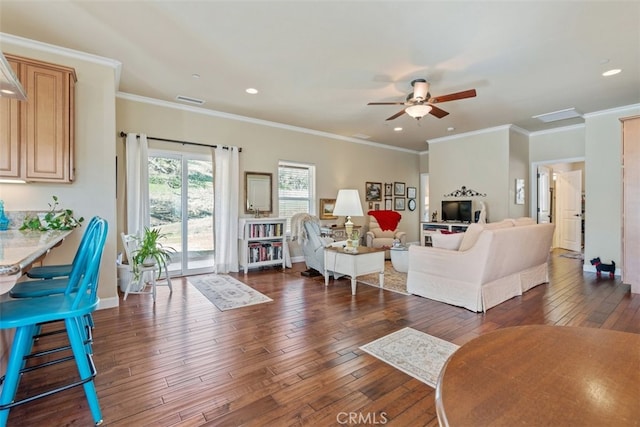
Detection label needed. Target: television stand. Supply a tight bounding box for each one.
[420,222,470,246]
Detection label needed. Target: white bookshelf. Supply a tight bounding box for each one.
[238,218,287,274]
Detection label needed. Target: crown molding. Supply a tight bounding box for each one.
[117,92,419,154]
[428,124,514,144]
[583,103,640,118]
[529,123,585,137]
[0,32,122,88]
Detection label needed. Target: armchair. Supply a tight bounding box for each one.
[291,213,343,277]
[366,211,406,258]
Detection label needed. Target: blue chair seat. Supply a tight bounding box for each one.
[9,278,69,298]
[26,264,73,279]
[0,294,98,328]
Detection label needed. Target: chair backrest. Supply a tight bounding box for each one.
[68,217,108,310]
[61,216,101,293]
[121,232,138,267]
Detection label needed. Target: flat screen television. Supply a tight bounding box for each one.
[441,200,472,223]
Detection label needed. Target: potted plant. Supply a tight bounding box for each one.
[131,227,176,280]
[20,195,84,231]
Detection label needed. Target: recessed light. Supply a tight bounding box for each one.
[602,69,621,77]
[246,88,258,94]
[191,73,200,79]
[447,127,455,132]
[394,127,403,131]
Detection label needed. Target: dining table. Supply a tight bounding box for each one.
[0,229,73,295]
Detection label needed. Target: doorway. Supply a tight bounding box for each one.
[147,150,214,277]
[534,160,585,252]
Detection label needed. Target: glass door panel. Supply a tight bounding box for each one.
[148,153,213,276]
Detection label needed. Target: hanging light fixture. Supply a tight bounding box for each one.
[405,104,432,119]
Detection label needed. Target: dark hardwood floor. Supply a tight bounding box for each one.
[6,250,640,426]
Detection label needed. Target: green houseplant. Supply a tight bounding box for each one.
[131,227,176,280]
[20,195,84,231]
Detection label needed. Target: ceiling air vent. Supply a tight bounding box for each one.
[176,95,205,105]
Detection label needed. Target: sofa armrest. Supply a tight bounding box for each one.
[408,241,490,283]
[394,231,407,244]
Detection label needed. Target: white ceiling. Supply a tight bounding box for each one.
[1,1,639,152]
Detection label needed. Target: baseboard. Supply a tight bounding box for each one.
[583,264,620,277]
[98,296,119,309]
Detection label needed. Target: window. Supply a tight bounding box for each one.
[278,161,315,232]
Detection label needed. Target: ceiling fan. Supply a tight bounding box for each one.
[368,79,476,121]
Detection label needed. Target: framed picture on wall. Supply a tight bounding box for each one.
[366,182,382,201]
[319,198,337,220]
[394,197,405,211]
[385,183,393,196]
[394,182,405,196]
[515,179,525,205]
[407,186,416,199]
[384,198,392,210]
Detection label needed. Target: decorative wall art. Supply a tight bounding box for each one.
[385,183,393,197]
[319,198,337,220]
[366,182,382,201]
[394,197,405,211]
[443,186,486,197]
[515,179,525,205]
[408,199,416,211]
[407,187,417,199]
[394,182,405,196]
[385,199,392,210]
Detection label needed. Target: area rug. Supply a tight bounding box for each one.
[358,261,409,295]
[188,274,272,311]
[360,327,459,388]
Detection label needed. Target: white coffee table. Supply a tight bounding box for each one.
[324,246,385,295]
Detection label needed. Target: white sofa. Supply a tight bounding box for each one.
[407,219,555,312]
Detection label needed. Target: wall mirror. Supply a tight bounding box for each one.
[245,171,273,214]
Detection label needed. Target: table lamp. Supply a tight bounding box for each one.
[332,189,364,247]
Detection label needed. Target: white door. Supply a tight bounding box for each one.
[556,170,582,252]
[537,166,551,223]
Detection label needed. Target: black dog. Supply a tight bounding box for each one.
[590,257,615,278]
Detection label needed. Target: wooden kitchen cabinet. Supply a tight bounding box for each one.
[1,54,76,183]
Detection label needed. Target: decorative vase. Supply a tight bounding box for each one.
[0,201,9,231]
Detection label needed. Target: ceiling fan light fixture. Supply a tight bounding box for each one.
[405,104,432,119]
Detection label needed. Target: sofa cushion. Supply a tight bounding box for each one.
[458,223,484,251]
[432,232,465,250]
[513,217,536,226]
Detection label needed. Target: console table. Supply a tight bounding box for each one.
[436,325,640,426]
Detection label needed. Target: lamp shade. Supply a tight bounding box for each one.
[332,189,364,217]
[405,104,433,119]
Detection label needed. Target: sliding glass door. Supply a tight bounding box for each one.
[148,150,214,276]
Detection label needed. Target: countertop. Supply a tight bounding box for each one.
[0,229,73,276]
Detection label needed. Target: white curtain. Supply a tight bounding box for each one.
[213,146,240,273]
[125,133,149,236]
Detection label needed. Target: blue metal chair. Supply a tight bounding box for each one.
[0,217,108,426]
[24,216,100,280]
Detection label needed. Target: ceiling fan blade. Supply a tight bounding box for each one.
[368,102,406,105]
[430,89,477,103]
[429,105,449,118]
[386,109,407,121]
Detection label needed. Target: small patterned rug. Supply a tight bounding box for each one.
[360,327,459,388]
[188,274,272,311]
[358,261,409,295]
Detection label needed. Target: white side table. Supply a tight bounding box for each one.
[390,245,409,273]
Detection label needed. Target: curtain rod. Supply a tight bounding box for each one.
[119,131,242,152]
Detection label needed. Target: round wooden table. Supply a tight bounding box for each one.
[436,325,640,426]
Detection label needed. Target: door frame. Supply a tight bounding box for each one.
[529,157,585,249]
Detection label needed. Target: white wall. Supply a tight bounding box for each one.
[429,126,510,222]
[0,37,119,307]
[584,105,640,271]
[115,96,423,251]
